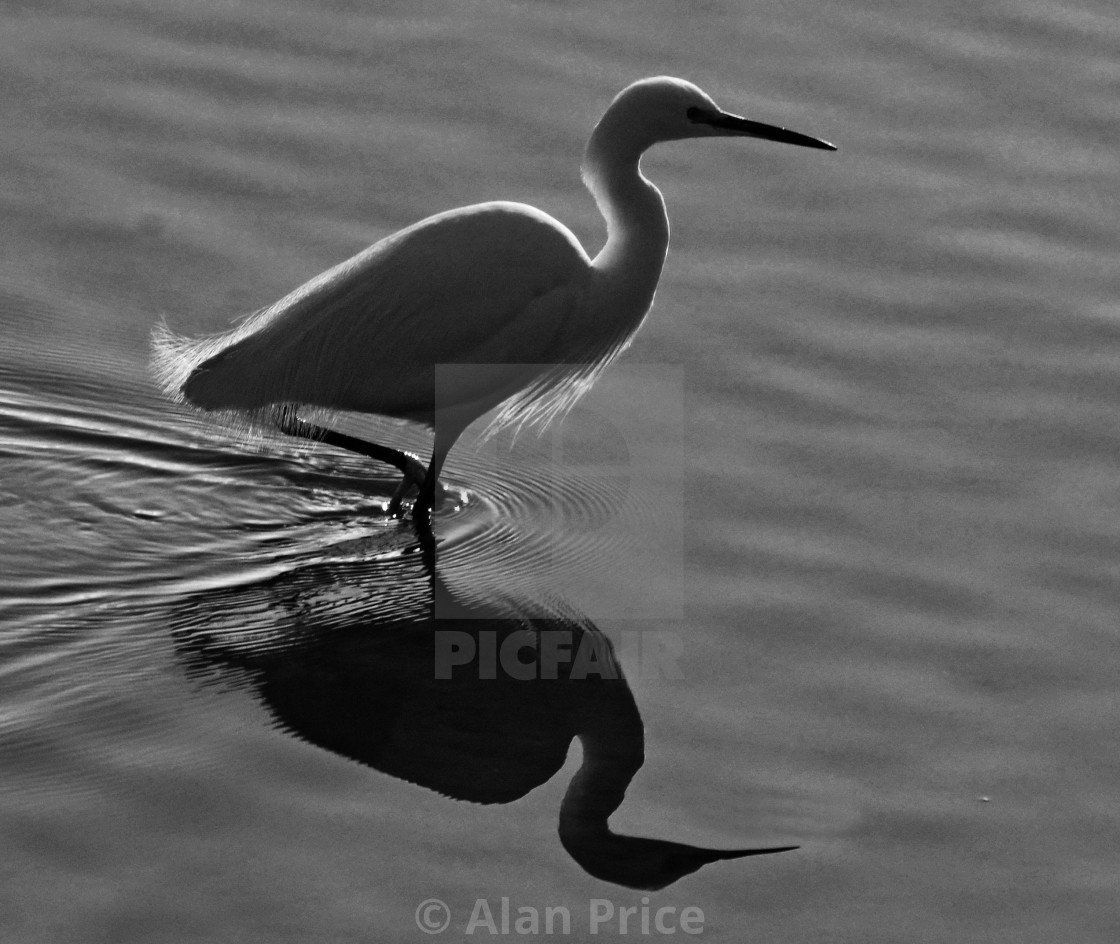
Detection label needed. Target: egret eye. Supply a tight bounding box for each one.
[686,106,703,122]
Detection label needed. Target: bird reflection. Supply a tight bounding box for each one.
[171,551,795,890]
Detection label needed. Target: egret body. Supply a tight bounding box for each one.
[153,77,834,521]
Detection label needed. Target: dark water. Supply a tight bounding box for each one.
[3,2,1119,941]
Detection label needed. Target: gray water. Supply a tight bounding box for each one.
[2,1,1118,941]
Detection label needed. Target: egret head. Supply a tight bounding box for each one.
[587,76,835,163]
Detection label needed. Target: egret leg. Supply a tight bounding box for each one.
[412,426,459,525]
[275,415,429,514]
[412,453,442,526]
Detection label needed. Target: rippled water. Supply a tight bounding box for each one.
[3,1,1119,941]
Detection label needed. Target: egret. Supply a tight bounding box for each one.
[153,77,835,523]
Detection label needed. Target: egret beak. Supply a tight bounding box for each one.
[712,844,800,860]
[688,107,836,151]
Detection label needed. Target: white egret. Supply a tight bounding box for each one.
[153,76,835,522]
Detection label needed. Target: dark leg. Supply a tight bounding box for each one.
[412,454,440,526]
[411,455,438,549]
[276,415,428,513]
[411,426,457,526]
[411,423,464,556]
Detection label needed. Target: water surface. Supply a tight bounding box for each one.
[2,1,1118,941]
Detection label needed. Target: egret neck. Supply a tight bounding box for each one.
[582,123,670,322]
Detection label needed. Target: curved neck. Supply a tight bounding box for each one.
[582,132,669,308]
[558,678,644,841]
[554,656,769,890]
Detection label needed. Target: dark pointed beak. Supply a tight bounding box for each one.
[713,844,800,860]
[651,843,800,890]
[689,107,836,151]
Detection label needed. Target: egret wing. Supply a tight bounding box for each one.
[176,201,594,424]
